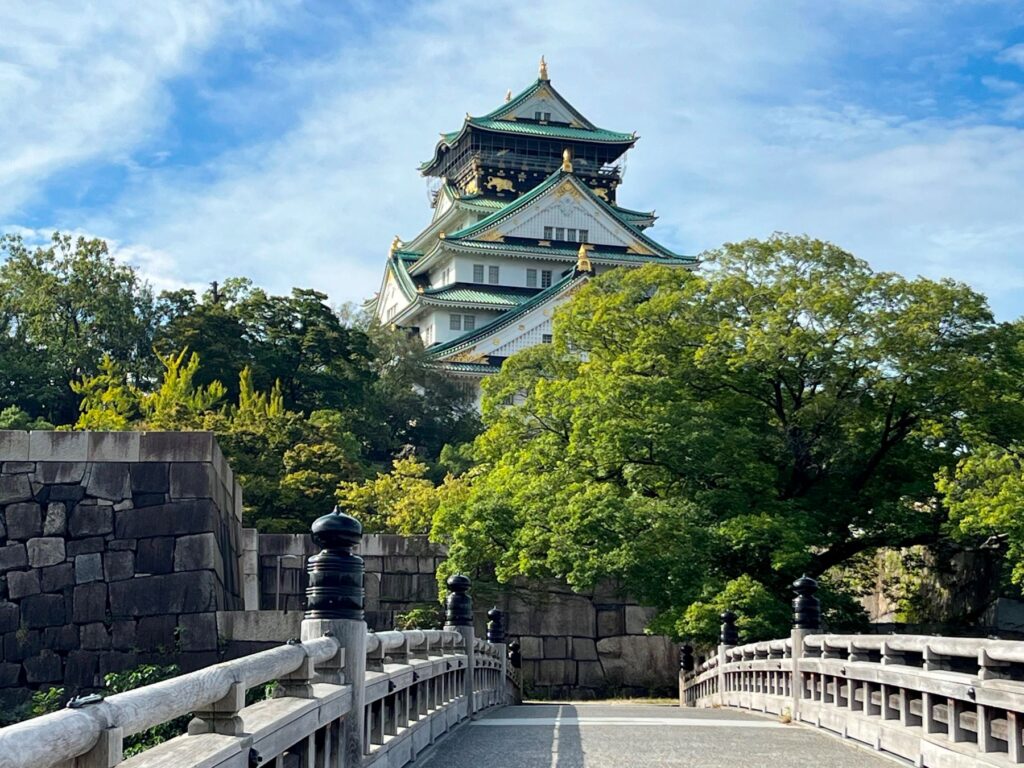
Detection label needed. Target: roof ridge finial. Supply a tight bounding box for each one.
[561,148,573,173]
[539,55,549,81]
[390,235,401,254]
[505,89,512,102]
[576,243,593,273]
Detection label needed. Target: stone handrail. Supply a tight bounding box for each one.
[0,509,521,768]
[680,578,1024,767]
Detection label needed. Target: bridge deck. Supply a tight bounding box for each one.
[417,702,898,767]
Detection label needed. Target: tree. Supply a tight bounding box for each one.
[433,235,1001,644]
[336,456,451,534]
[0,233,157,424]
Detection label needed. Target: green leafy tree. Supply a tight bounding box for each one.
[336,456,450,534]
[433,235,1001,644]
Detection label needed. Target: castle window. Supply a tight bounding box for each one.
[543,226,553,239]
[450,314,462,330]
[526,269,537,288]
[541,270,552,288]
[555,227,565,240]
[488,265,499,284]
[473,264,484,283]
[464,314,476,330]
[567,228,576,241]
[542,334,553,344]
[579,229,589,242]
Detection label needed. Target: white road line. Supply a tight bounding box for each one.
[473,717,785,728]
[549,705,562,768]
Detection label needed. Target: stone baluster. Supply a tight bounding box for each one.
[487,607,508,705]
[790,574,820,723]
[300,506,366,765]
[679,644,695,708]
[717,610,738,704]
[444,574,476,718]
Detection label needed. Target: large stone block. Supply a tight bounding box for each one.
[520,636,543,660]
[111,620,136,650]
[596,635,678,690]
[577,660,607,688]
[115,500,218,538]
[42,502,67,536]
[572,637,598,661]
[136,615,178,652]
[4,628,40,661]
[0,662,20,687]
[136,537,174,575]
[5,502,41,539]
[109,570,218,617]
[0,603,19,633]
[169,462,215,499]
[139,431,214,463]
[625,605,657,635]
[543,636,568,658]
[129,462,169,494]
[75,553,104,584]
[29,431,88,462]
[535,659,574,686]
[47,484,85,503]
[87,432,140,463]
[2,462,33,474]
[65,650,99,688]
[31,462,87,484]
[41,562,74,592]
[24,651,63,683]
[81,622,111,650]
[380,573,416,601]
[174,532,218,572]
[104,551,134,581]
[72,582,108,624]
[179,612,217,651]
[43,624,79,652]
[0,431,30,461]
[21,593,66,628]
[596,607,624,638]
[68,504,113,538]
[27,537,65,567]
[8,568,41,599]
[67,537,105,556]
[507,590,596,637]
[84,463,131,501]
[0,544,28,573]
[0,474,32,504]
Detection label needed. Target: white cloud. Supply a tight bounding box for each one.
[998,43,1024,69]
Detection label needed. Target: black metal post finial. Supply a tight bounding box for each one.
[792,574,821,631]
[508,639,522,669]
[487,606,506,644]
[304,507,364,620]
[445,574,473,626]
[680,644,695,672]
[720,610,739,646]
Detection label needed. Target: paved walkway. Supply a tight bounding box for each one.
[418,703,898,768]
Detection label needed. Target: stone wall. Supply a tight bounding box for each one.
[0,430,243,716]
[243,532,679,698]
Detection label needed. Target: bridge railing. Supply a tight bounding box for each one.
[0,509,522,768]
[680,577,1024,767]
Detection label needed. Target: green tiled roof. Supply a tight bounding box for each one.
[423,284,537,307]
[446,239,695,265]
[466,118,634,143]
[434,361,501,375]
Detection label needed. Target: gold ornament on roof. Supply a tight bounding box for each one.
[539,55,549,81]
[576,243,594,273]
[561,148,573,173]
[505,89,512,102]
[439,231,446,239]
[390,235,401,254]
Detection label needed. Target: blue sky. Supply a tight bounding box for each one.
[2,1,1024,317]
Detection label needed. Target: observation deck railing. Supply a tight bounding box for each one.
[680,577,1024,767]
[0,510,521,768]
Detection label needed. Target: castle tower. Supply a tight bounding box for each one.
[371,59,696,404]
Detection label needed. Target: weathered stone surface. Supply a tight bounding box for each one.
[0,474,31,504]
[0,431,30,462]
[596,635,678,689]
[27,537,65,567]
[75,553,104,584]
[42,502,67,536]
[0,515,5,541]
[84,462,130,501]
[174,532,218,572]
[215,610,300,643]
[109,571,217,617]
[178,612,216,651]
[65,650,98,688]
[107,538,135,550]
[81,622,111,650]
[98,651,138,677]
[136,537,174,574]
[24,651,62,683]
[2,462,34,474]
[0,662,20,687]
[0,544,28,573]
[139,431,214,463]
[68,504,113,538]
[625,605,657,635]
[137,615,178,651]
[8,568,41,598]
[115,500,217,538]
[0,602,19,633]
[41,562,74,592]
[29,431,88,462]
[4,628,40,661]
[67,537,105,556]
[520,636,543,660]
[21,593,66,628]
[104,550,134,581]
[597,607,624,638]
[535,659,575,686]
[43,624,79,652]
[47,484,85,503]
[5,502,41,540]
[380,573,415,601]
[111,620,136,650]
[31,462,87,484]
[572,637,599,661]
[87,431,140,462]
[169,462,215,499]
[129,462,169,494]
[132,493,165,508]
[543,636,568,658]
[72,582,107,624]
[577,660,607,688]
